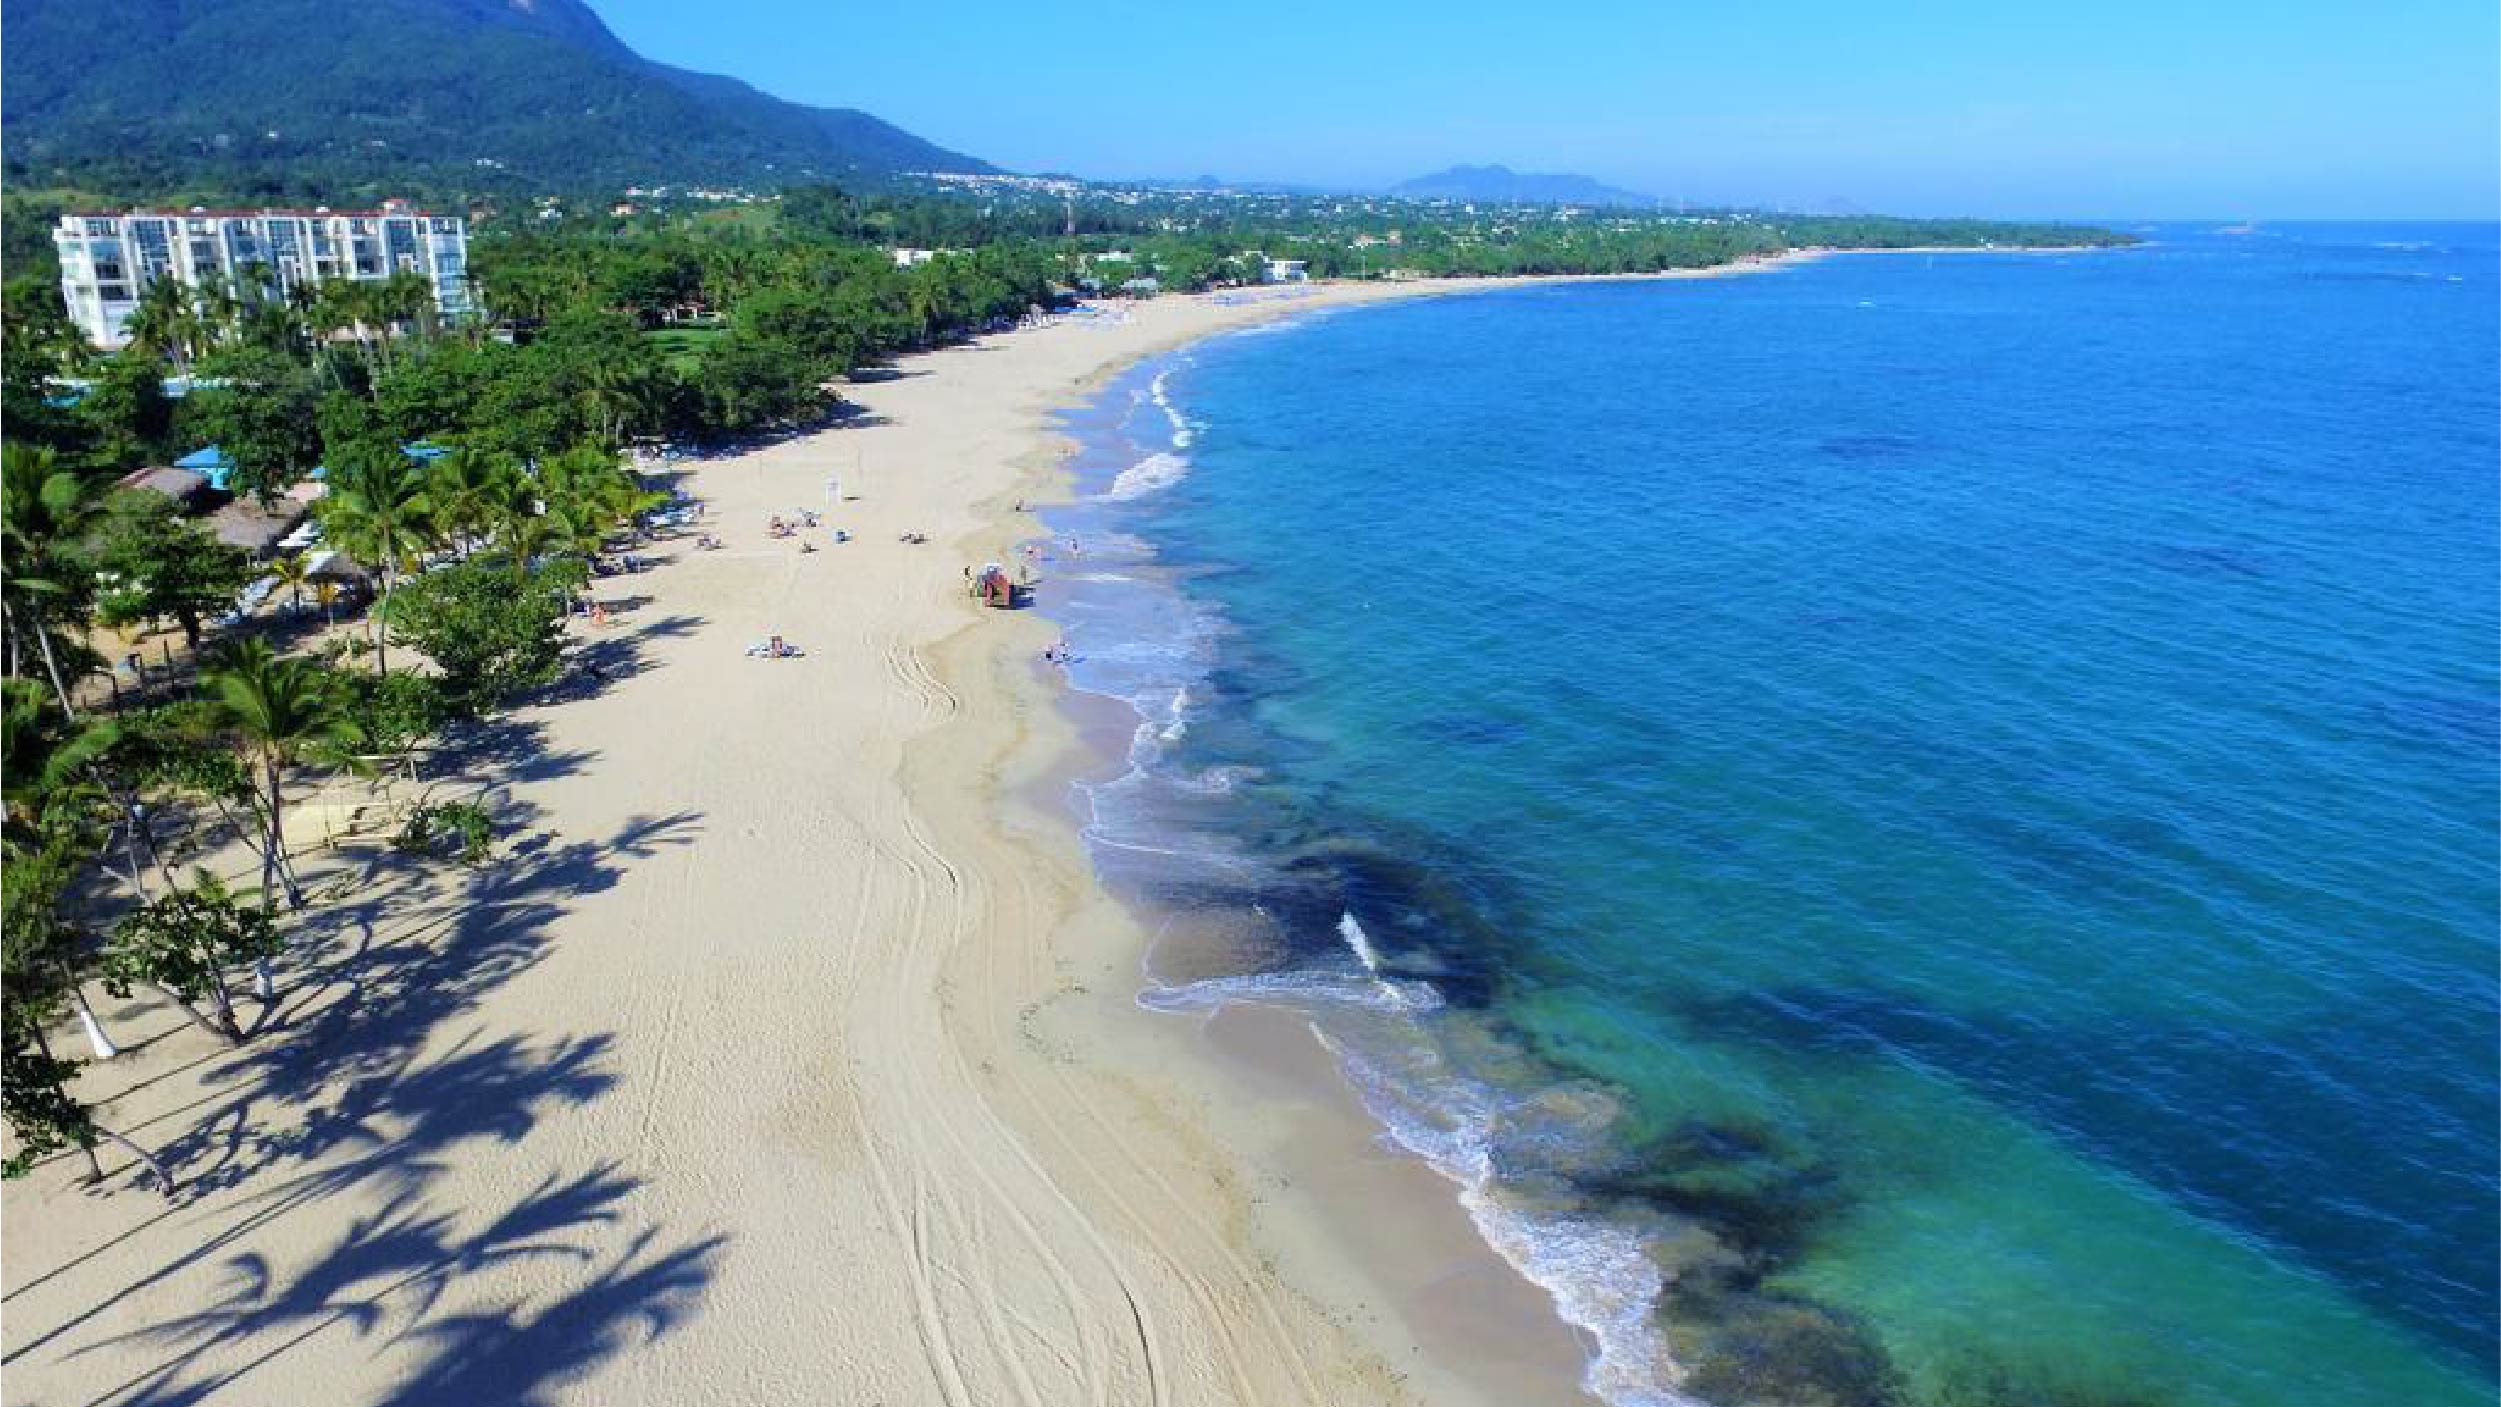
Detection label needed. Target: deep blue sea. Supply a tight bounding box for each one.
[1038,224,2500,1407]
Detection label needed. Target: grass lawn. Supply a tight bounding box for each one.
[645,325,725,372]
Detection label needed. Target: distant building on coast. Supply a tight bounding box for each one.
[53,199,471,348]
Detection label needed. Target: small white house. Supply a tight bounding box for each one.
[1263,258,1309,284]
[893,248,938,267]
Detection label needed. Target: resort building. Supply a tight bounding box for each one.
[52,200,471,348]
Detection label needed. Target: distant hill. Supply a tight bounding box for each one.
[1391,164,1655,207]
[1,0,996,196]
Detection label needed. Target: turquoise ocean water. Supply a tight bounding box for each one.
[1037,225,2499,1407]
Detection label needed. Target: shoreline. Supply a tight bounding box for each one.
[4,249,1937,1404]
[908,278,1637,1405]
[2,272,1671,1406]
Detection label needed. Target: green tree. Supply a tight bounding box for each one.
[126,277,204,372]
[0,443,105,717]
[394,798,499,865]
[777,184,858,242]
[736,287,866,373]
[110,699,269,892]
[1,276,86,452]
[270,551,313,618]
[691,332,823,435]
[77,349,177,470]
[388,561,574,713]
[178,347,324,501]
[536,441,660,538]
[1,675,162,902]
[101,870,283,1043]
[341,669,449,774]
[317,438,436,676]
[2,928,174,1194]
[199,641,367,919]
[419,450,513,555]
[480,471,581,581]
[87,489,255,650]
[1,681,139,1056]
[372,339,490,442]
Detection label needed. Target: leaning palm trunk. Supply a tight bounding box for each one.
[33,617,77,722]
[73,990,119,1059]
[108,782,167,899]
[100,1126,175,1197]
[29,1027,178,1195]
[61,967,120,1060]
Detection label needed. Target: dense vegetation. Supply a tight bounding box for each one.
[2,0,991,198]
[0,180,1059,1190]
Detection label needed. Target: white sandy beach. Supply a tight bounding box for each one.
[2,267,1793,1407]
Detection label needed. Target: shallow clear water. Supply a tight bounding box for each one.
[1039,226,2500,1407]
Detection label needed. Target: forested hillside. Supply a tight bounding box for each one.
[1,0,994,197]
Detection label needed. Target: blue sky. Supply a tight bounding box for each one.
[589,0,2499,218]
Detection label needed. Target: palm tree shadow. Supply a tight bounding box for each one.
[4,806,702,1372]
[88,1166,721,1407]
[376,1227,727,1407]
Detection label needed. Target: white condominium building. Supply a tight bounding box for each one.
[53,199,472,348]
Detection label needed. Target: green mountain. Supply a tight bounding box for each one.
[1392,164,1657,207]
[1,0,996,196]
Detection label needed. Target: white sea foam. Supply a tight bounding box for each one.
[1322,1038,1698,1407]
[1149,370,1198,448]
[1167,764,1257,796]
[1058,368,1685,1403]
[1138,970,1442,1016]
[1106,452,1190,501]
[1339,911,1387,974]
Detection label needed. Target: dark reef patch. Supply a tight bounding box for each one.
[1587,1118,1850,1274]
[1671,1290,1903,1407]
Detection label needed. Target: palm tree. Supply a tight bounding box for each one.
[3,680,139,1058]
[539,443,663,536]
[189,279,242,356]
[125,278,198,373]
[313,281,378,381]
[380,270,438,348]
[417,449,512,557]
[485,475,585,582]
[270,552,313,618]
[578,360,642,450]
[1,444,104,719]
[318,443,434,676]
[200,641,366,930]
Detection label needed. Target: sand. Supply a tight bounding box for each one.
[2,268,1790,1407]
